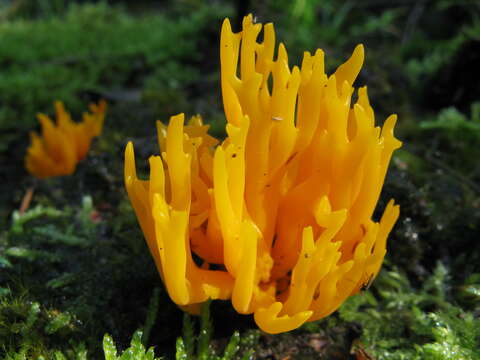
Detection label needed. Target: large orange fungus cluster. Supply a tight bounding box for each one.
[124,15,401,333]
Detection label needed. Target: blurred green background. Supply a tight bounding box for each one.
[0,0,479,359]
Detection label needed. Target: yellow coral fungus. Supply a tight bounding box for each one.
[124,15,401,334]
[25,100,107,179]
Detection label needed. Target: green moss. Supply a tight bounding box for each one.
[0,294,86,359]
[0,2,228,131]
[0,195,170,358]
[103,331,160,360]
[100,301,256,360]
[338,264,480,359]
[173,302,255,360]
[1,1,479,359]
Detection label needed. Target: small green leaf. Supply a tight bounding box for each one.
[198,301,213,360]
[0,287,11,297]
[33,225,89,247]
[222,331,240,360]
[45,312,72,334]
[0,255,12,268]
[130,330,145,358]
[182,314,195,358]
[54,351,67,360]
[5,247,36,258]
[175,338,188,360]
[103,334,118,360]
[46,273,78,289]
[10,205,63,234]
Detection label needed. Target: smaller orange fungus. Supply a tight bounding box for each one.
[25,100,106,178]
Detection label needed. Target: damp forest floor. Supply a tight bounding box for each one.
[1,1,480,359]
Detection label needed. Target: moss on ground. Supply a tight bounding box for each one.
[1,1,479,359]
